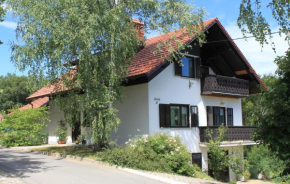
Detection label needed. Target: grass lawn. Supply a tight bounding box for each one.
[33,146,100,160]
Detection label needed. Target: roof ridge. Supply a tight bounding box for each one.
[146,18,218,41]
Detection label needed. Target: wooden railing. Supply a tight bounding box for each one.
[199,126,256,142]
[201,75,249,97]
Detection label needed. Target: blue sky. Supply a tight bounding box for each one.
[0,0,288,76]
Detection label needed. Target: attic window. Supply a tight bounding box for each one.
[175,57,201,79]
[182,58,194,77]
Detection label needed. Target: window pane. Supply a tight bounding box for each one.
[220,109,224,116]
[181,106,188,126]
[181,58,194,77]
[220,108,225,125]
[170,106,180,127]
[192,153,202,168]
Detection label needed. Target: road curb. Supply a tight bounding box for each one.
[30,150,187,184]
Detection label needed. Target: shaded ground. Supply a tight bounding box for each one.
[0,148,164,184]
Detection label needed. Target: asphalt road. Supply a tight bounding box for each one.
[0,148,165,184]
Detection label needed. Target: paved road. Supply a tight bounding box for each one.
[0,148,165,184]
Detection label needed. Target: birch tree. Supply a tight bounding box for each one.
[7,0,206,148]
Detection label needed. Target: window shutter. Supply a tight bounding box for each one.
[175,61,182,76]
[227,108,233,126]
[159,104,170,127]
[207,106,213,126]
[191,106,199,127]
[195,58,201,78]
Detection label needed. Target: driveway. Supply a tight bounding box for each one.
[0,148,165,184]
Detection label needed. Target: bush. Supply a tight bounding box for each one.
[0,107,49,147]
[98,133,201,177]
[246,145,287,178]
[243,170,251,180]
[55,121,67,141]
[273,175,290,184]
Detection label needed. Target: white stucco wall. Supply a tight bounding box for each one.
[46,101,72,144]
[148,63,243,175]
[111,83,150,145]
[148,64,243,151]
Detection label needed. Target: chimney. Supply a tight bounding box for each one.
[132,19,145,42]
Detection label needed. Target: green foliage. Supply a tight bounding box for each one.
[6,0,206,148]
[0,107,49,147]
[0,74,30,112]
[55,121,67,141]
[246,145,287,178]
[206,125,229,180]
[0,0,6,45]
[243,170,251,180]
[98,133,201,177]
[77,134,85,143]
[229,181,237,184]
[0,73,49,113]
[238,0,289,48]
[273,175,290,184]
[228,149,248,178]
[255,51,290,169]
[242,51,290,173]
[242,75,278,126]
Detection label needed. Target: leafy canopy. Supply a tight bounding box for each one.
[238,0,289,48]
[0,0,6,44]
[6,0,206,148]
[0,73,49,113]
[243,50,290,172]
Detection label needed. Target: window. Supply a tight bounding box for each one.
[181,58,194,78]
[191,106,199,127]
[227,108,233,126]
[213,107,225,126]
[175,57,201,78]
[207,106,233,126]
[159,104,189,128]
[192,153,202,168]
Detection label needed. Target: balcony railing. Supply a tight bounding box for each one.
[201,75,249,97]
[199,126,256,142]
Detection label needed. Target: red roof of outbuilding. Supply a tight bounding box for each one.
[19,97,49,110]
[26,18,266,101]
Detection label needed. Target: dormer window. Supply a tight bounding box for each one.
[181,58,194,78]
[175,57,201,79]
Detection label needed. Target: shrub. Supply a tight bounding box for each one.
[98,133,201,177]
[243,170,251,180]
[273,175,290,184]
[206,125,229,180]
[55,121,67,141]
[246,145,287,178]
[0,107,49,147]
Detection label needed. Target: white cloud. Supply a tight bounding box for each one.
[224,22,288,76]
[0,21,17,30]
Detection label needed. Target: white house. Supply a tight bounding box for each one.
[21,18,266,181]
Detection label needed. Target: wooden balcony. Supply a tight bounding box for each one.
[199,126,256,142]
[201,75,249,98]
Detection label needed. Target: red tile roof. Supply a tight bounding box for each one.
[26,18,266,101]
[19,97,49,110]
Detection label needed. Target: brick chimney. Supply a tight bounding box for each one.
[132,19,145,42]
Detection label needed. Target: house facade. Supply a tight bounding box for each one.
[21,18,265,181]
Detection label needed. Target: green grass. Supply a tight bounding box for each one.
[33,146,100,160]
